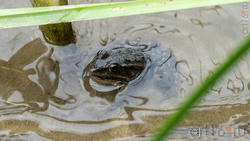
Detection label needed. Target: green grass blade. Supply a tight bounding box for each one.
[150,34,250,141]
[0,0,249,28]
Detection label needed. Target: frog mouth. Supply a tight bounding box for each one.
[82,71,127,102]
[90,72,131,83]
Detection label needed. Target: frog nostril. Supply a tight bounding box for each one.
[97,50,110,59]
[101,51,109,59]
[96,50,101,56]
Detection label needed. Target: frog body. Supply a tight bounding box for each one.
[60,40,177,110]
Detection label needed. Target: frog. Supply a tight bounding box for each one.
[87,47,148,86]
[60,40,177,111]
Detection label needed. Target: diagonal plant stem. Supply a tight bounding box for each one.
[0,0,249,28]
[150,34,250,141]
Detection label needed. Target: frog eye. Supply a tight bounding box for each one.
[109,63,119,72]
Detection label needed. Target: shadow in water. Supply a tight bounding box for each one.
[0,38,74,115]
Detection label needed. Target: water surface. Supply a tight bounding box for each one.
[0,1,249,140]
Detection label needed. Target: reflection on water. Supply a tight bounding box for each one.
[0,39,74,115]
[0,1,250,140]
[0,100,249,141]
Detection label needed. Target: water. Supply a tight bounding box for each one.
[0,1,249,140]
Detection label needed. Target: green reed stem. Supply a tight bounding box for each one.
[150,35,250,141]
[1,0,249,29]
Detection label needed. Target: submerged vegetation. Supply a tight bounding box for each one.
[30,0,76,46]
[0,0,249,141]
